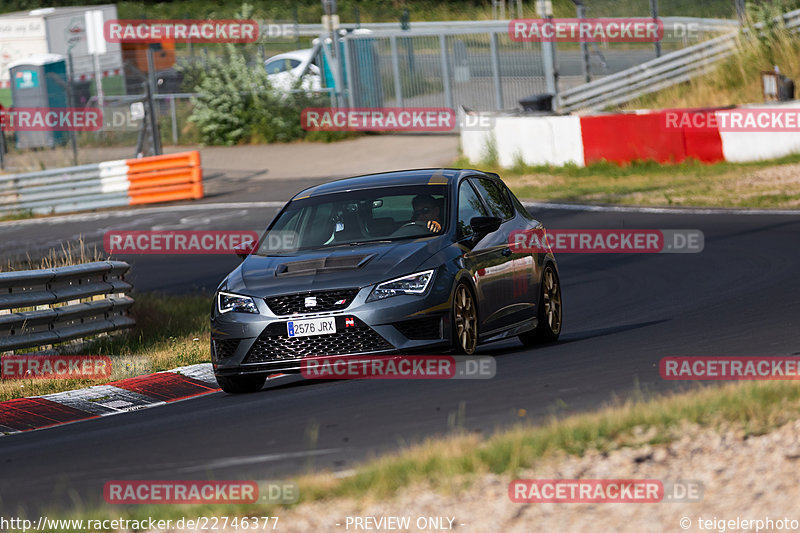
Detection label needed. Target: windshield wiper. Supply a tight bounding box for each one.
[349,240,392,245]
[319,240,392,248]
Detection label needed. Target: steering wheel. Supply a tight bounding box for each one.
[391,220,428,237]
[398,221,425,229]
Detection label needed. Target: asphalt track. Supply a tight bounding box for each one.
[1,197,800,517]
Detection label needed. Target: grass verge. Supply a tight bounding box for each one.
[457,153,800,208]
[21,379,800,529]
[0,210,35,222]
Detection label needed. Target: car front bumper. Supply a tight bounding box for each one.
[211,278,454,377]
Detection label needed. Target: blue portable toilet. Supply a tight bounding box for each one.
[9,54,70,149]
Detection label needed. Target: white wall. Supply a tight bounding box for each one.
[718,102,800,162]
[461,115,585,168]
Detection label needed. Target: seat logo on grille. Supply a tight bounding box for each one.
[304,296,317,307]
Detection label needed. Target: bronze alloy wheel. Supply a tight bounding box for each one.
[453,283,478,354]
[542,266,562,335]
[519,264,562,346]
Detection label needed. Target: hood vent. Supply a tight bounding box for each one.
[275,254,375,277]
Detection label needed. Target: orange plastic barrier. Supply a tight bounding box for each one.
[125,151,201,173]
[125,151,203,205]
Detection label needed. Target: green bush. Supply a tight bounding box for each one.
[184,44,337,145]
[184,2,351,146]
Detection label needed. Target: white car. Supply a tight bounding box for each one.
[264,49,322,93]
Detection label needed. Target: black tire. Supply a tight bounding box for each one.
[216,374,267,394]
[519,263,562,346]
[451,282,478,355]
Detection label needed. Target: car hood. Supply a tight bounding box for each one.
[223,237,446,296]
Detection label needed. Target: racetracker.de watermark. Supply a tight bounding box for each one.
[509,18,663,42]
[509,479,703,503]
[104,19,259,43]
[0,108,101,131]
[302,107,456,132]
[664,108,800,132]
[509,229,704,253]
[104,231,260,254]
[660,357,800,380]
[1,355,111,380]
[103,481,298,504]
[301,355,496,380]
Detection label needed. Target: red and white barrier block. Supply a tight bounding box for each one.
[461,101,800,167]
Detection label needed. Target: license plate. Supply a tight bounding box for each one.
[287,317,336,337]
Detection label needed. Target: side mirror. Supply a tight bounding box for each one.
[233,239,256,260]
[470,216,502,235]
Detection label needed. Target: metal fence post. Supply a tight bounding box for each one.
[650,0,661,58]
[342,34,356,108]
[0,125,5,171]
[390,35,404,107]
[146,47,158,102]
[170,96,178,145]
[538,0,558,103]
[439,34,453,110]
[541,33,557,97]
[490,31,504,110]
[144,82,162,156]
[735,0,746,21]
[576,2,591,83]
[67,52,79,165]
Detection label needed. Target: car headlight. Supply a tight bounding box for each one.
[217,291,259,314]
[367,269,435,302]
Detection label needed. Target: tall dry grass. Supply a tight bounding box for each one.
[1,237,105,272]
[629,7,800,109]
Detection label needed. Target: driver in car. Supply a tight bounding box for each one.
[412,194,443,233]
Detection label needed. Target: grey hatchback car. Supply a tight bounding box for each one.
[211,169,562,393]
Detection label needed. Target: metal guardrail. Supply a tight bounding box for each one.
[558,9,800,112]
[0,160,130,215]
[0,262,134,352]
[558,31,737,112]
[0,151,203,216]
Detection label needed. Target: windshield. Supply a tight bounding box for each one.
[256,185,448,254]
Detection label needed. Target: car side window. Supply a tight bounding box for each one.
[507,185,533,219]
[265,59,290,74]
[457,180,488,238]
[470,177,514,220]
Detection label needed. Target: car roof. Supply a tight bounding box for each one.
[291,169,493,200]
[265,49,313,63]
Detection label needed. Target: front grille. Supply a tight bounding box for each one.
[243,323,393,363]
[265,289,360,316]
[394,316,442,340]
[213,339,240,359]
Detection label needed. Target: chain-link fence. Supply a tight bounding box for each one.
[336,17,731,113]
[344,31,548,111]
